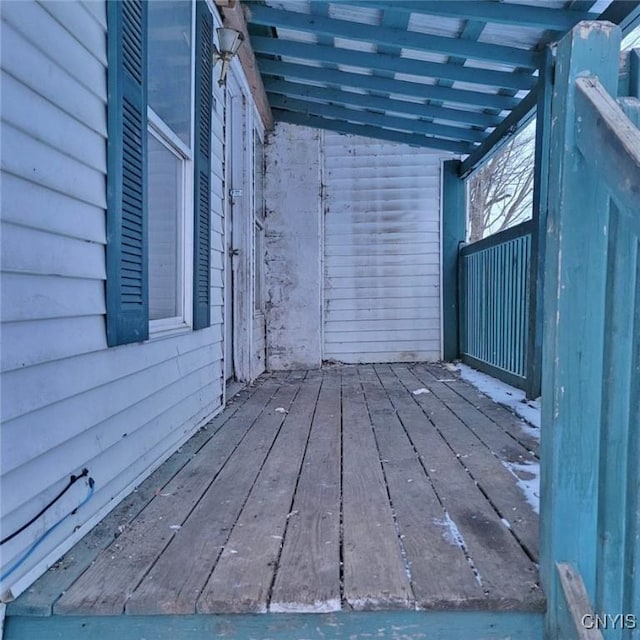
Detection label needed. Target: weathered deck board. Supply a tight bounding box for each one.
[196,370,322,614]
[269,368,342,612]
[13,363,544,621]
[388,365,544,610]
[125,373,304,615]
[425,364,540,457]
[340,366,413,610]
[395,365,540,559]
[415,364,537,462]
[55,375,294,615]
[358,365,486,609]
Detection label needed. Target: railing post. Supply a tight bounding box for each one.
[441,159,466,361]
[525,46,554,400]
[540,20,621,640]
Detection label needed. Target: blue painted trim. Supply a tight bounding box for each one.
[257,59,520,110]
[269,94,487,143]
[341,1,597,31]
[105,0,149,346]
[540,20,622,638]
[442,160,466,361]
[248,4,540,68]
[273,109,473,154]
[192,0,212,330]
[525,47,554,401]
[264,79,503,128]
[251,36,536,91]
[3,610,545,640]
[460,220,534,257]
[460,89,538,177]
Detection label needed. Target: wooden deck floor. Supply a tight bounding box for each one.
[9,363,544,620]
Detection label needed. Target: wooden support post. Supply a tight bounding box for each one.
[540,20,621,640]
[441,160,466,361]
[525,46,554,400]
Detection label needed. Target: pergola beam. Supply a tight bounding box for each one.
[345,1,597,31]
[264,79,502,128]
[257,58,520,110]
[269,94,487,143]
[273,109,474,154]
[251,36,536,91]
[246,4,540,68]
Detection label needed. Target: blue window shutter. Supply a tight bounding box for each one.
[193,0,213,330]
[106,0,149,346]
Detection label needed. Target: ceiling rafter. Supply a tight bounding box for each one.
[264,80,503,128]
[258,59,520,110]
[273,109,475,154]
[251,36,536,90]
[268,94,488,142]
[344,1,598,31]
[247,4,540,68]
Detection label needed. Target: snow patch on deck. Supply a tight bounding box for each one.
[502,460,540,514]
[453,363,541,432]
[433,512,465,549]
[269,598,341,613]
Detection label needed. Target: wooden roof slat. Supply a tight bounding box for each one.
[269,94,488,142]
[258,58,520,110]
[348,1,598,31]
[247,4,540,68]
[273,109,475,154]
[252,36,536,90]
[264,79,503,128]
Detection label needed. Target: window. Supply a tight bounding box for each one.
[146,1,193,330]
[105,0,213,346]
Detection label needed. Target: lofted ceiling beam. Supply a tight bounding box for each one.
[251,36,536,90]
[264,79,503,128]
[273,109,475,154]
[246,4,539,68]
[257,58,520,110]
[268,94,488,142]
[344,1,598,31]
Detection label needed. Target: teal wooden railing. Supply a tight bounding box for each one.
[459,219,533,391]
[540,24,640,640]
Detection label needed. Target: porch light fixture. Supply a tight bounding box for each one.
[212,27,245,87]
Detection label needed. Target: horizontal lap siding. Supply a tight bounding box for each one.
[323,133,445,363]
[0,0,224,594]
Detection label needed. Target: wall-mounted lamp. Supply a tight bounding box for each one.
[212,27,245,87]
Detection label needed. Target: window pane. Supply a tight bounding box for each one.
[147,1,192,145]
[148,133,181,321]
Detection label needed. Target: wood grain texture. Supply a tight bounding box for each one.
[359,365,486,609]
[269,368,342,612]
[340,366,413,610]
[388,365,543,610]
[125,376,302,615]
[54,377,287,615]
[196,372,320,613]
[12,364,545,619]
[400,365,539,560]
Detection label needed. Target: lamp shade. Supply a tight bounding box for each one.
[217,27,244,56]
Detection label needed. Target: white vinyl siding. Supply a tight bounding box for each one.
[0,0,225,595]
[323,133,445,363]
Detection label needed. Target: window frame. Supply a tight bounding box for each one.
[146,3,196,339]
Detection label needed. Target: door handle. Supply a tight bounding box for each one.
[229,248,240,257]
